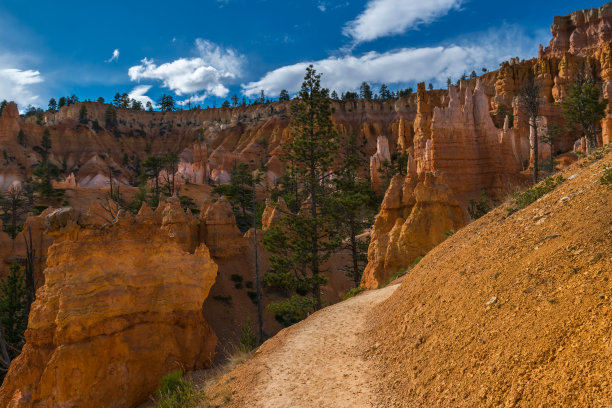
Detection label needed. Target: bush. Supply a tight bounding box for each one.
[239,318,258,352]
[468,190,491,220]
[267,295,319,327]
[509,175,565,213]
[343,286,365,300]
[155,370,200,408]
[601,165,612,186]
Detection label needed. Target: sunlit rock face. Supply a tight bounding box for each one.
[0,200,218,408]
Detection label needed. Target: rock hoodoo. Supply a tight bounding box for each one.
[0,200,218,408]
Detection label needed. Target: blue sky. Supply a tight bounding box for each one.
[0,0,604,110]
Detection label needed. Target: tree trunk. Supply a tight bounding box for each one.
[350,218,359,288]
[252,181,264,344]
[531,116,539,183]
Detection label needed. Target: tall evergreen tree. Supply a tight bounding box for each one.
[0,263,28,377]
[333,134,377,287]
[359,82,373,100]
[263,65,339,325]
[48,98,57,112]
[142,155,164,198]
[33,129,55,197]
[518,74,542,182]
[561,75,608,152]
[279,89,290,102]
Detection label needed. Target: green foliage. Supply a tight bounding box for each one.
[492,103,513,129]
[601,165,612,186]
[212,162,259,232]
[238,318,258,352]
[359,82,372,100]
[510,175,565,212]
[342,286,365,300]
[0,263,28,378]
[154,371,200,408]
[468,190,491,220]
[105,105,117,129]
[444,230,455,237]
[378,151,409,193]
[78,104,88,122]
[334,134,378,286]
[158,94,175,111]
[378,256,423,288]
[33,129,58,197]
[266,295,319,327]
[279,89,290,101]
[263,65,339,320]
[212,295,232,305]
[561,77,608,150]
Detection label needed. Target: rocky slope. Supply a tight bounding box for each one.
[204,142,612,408]
[369,146,611,407]
[0,200,218,408]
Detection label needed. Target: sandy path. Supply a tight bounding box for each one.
[243,284,399,408]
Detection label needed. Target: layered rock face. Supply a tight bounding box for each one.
[545,3,612,57]
[362,173,465,289]
[0,200,218,408]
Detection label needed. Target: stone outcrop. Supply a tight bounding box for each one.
[0,200,218,408]
[369,136,391,191]
[544,3,612,57]
[200,197,248,258]
[362,172,465,289]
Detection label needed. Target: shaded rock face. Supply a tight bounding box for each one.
[0,200,218,408]
[199,197,248,258]
[369,136,391,191]
[362,172,465,289]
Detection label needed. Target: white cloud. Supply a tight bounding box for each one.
[0,67,43,107]
[344,0,463,43]
[242,25,544,97]
[128,39,244,98]
[318,2,327,12]
[106,49,120,62]
[128,85,155,107]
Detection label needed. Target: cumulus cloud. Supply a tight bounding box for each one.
[344,0,463,43]
[242,25,544,97]
[128,39,244,98]
[0,66,43,107]
[106,49,120,62]
[128,85,155,107]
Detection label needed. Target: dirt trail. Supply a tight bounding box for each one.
[207,283,399,407]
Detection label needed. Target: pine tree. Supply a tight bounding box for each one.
[142,155,164,198]
[33,129,55,197]
[0,263,28,376]
[333,134,377,287]
[78,105,88,122]
[263,65,339,326]
[359,82,372,100]
[518,74,541,182]
[105,105,117,129]
[279,89,290,102]
[48,98,57,112]
[561,75,608,151]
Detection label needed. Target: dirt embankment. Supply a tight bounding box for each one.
[369,149,612,407]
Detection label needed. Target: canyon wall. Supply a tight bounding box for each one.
[361,4,612,287]
[0,200,218,408]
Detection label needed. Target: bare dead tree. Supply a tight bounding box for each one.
[517,74,542,183]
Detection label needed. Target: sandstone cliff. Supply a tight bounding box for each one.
[0,200,218,408]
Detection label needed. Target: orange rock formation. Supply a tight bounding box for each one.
[0,200,218,408]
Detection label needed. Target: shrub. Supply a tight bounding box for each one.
[239,318,258,352]
[343,286,365,300]
[509,175,565,213]
[601,165,612,186]
[468,190,491,220]
[155,370,200,408]
[267,295,319,327]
